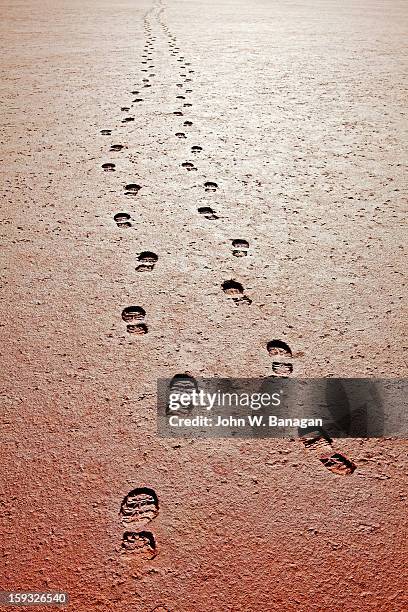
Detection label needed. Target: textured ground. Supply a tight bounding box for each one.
[1,0,407,610]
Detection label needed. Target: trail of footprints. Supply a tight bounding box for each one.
[97,0,357,568]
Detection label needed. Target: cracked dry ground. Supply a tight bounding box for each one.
[1,0,407,611]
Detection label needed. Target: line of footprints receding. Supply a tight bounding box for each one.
[101,3,253,340]
[100,1,356,566]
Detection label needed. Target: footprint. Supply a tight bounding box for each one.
[198,206,218,220]
[114,212,132,228]
[133,98,144,103]
[125,183,142,196]
[268,340,293,376]
[121,531,157,560]
[271,362,293,376]
[167,373,198,415]
[266,340,292,358]
[136,251,158,272]
[125,322,148,335]
[183,103,192,107]
[175,132,187,139]
[101,129,112,135]
[122,117,135,123]
[121,306,145,321]
[181,161,197,171]
[300,427,332,453]
[232,239,249,257]
[299,427,356,475]
[121,306,148,334]
[191,145,202,153]
[102,163,116,172]
[185,89,193,93]
[222,279,244,296]
[222,280,252,305]
[320,453,356,475]
[110,144,124,152]
[170,373,198,392]
[204,181,218,192]
[120,487,159,527]
[121,106,130,112]
[131,90,140,95]
[184,120,193,127]
[176,83,184,88]
[176,95,185,100]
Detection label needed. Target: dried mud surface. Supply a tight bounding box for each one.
[1,0,407,611]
